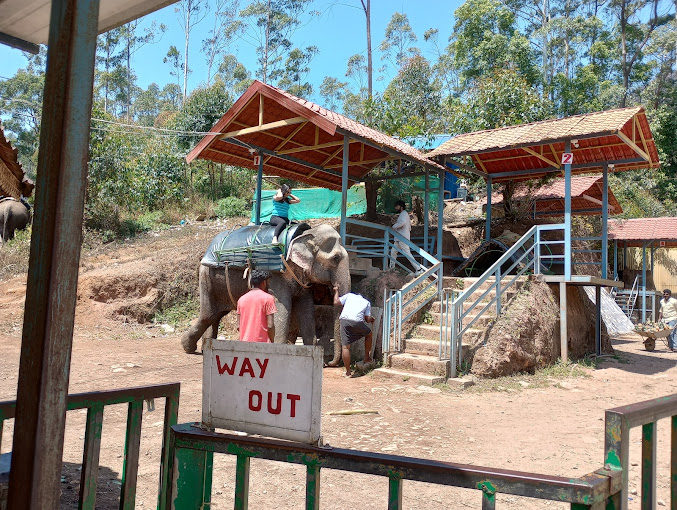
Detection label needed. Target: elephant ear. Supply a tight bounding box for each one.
[288,232,316,272]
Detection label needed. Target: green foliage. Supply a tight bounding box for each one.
[153,297,199,328]
[215,196,249,218]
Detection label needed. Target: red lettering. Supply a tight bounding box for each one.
[287,394,300,418]
[216,355,238,375]
[248,390,262,411]
[267,392,282,414]
[256,358,269,378]
[239,358,255,377]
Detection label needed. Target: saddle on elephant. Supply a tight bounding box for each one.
[201,222,311,272]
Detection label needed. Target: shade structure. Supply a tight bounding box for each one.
[481,174,622,216]
[0,0,177,52]
[186,80,445,191]
[0,123,25,198]
[609,217,677,248]
[427,107,659,182]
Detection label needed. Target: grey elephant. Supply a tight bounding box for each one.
[0,198,31,244]
[181,223,351,363]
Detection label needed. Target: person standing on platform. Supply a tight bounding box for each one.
[390,199,424,275]
[237,270,277,343]
[658,289,677,352]
[270,184,300,245]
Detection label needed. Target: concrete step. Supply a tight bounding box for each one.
[411,324,486,344]
[388,353,449,377]
[429,292,516,314]
[403,337,472,359]
[429,312,494,329]
[371,367,446,385]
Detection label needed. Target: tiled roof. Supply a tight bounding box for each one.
[481,174,622,216]
[609,217,677,244]
[186,81,445,191]
[426,107,659,181]
[0,123,24,198]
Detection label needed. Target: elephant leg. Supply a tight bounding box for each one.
[181,316,213,354]
[272,295,292,344]
[202,312,227,342]
[295,293,317,346]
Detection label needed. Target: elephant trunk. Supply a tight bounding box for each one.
[329,256,351,366]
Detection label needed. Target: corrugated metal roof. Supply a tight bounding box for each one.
[426,107,659,181]
[0,0,177,47]
[187,80,445,191]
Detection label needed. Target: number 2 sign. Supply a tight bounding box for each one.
[562,153,574,165]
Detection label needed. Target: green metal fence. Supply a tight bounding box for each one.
[0,382,180,510]
[165,392,677,510]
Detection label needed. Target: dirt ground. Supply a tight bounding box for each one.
[0,221,676,509]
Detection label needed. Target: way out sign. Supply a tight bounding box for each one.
[202,339,323,444]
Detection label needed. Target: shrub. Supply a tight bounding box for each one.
[215,196,249,218]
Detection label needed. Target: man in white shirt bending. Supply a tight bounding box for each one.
[333,286,375,377]
[390,200,424,275]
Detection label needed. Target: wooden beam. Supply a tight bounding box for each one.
[325,156,394,169]
[321,146,345,166]
[277,140,346,155]
[522,147,560,169]
[360,143,365,162]
[314,126,319,146]
[581,193,616,212]
[634,115,650,158]
[219,117,307,139]
[258,94,264,126]
[263,121,310,165]
[616,131,651,162]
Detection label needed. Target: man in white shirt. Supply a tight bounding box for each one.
[390,200,424,275]
[658,289,677,351]
[332,286,375,377]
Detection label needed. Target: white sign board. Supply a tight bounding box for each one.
[562,152,574,165]
[202,339,323,444]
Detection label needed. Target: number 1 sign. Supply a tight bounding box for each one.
[562,153,574,165]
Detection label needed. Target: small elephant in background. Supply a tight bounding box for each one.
[0,176,34,244]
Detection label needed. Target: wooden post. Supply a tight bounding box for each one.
[8,1,101,508]
[254,155,264,225]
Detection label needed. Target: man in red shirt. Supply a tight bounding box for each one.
[237,270,277,342]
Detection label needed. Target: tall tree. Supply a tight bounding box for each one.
[379,12,419,71]
[176,0,210,101]
[202,0,242,86]
[217,54,254,94]
[95,27,126,114]
[319,76,349,111]
[277,46,319,97]
[359,0,373,99]
[239,0,316,84]
[164,45,184,98]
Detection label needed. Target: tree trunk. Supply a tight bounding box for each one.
[183,0,191,103]
[263,0,271,83]
[502,181,517,222]
[365,180,380,221]
[362,0,372,100]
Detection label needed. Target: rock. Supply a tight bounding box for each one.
[160,324,175,334]
[112,367,126,373]
[630,489,637,495]
[518,381,530,388]
[559,381,576,390]
[657,500,665,507]
[415,385,442,394]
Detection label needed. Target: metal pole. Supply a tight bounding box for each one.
[254,155,264,224]
[602,165,608,279]
[485,178,492,242]
[8,0,101,507]
[651,242,656,322]
[438,170,444,293]
[340,136,349,242]
[424,169,429,252]
[560,282,568,363]
[614,240,618,279]
[642,241,647,323]
[595,286,602,356]
[564,140,572,280]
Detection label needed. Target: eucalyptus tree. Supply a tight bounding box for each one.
[202,0,242,86]
[217,54,254,94]
[176,0,210,102]
[238,0,317,84]
[277,46,319,98]
[379,12,419,73]
[319,76,349,112]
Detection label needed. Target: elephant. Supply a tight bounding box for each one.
[0,198,31,244]
[181,223,351,362]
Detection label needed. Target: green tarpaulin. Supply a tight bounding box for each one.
[251,186,367,222]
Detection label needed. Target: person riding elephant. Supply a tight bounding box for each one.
[181,224,351,360]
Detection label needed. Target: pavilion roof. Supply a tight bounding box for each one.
[426,107,659,182]
[481,174,622,216]
[609,217,677,247]
[0,0,177,51]
[0,123,25,199]
[186,80,445,191]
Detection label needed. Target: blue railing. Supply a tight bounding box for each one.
[442,223,566,377]
[344,218,442,358]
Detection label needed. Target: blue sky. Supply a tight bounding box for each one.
[0,1,461,105]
